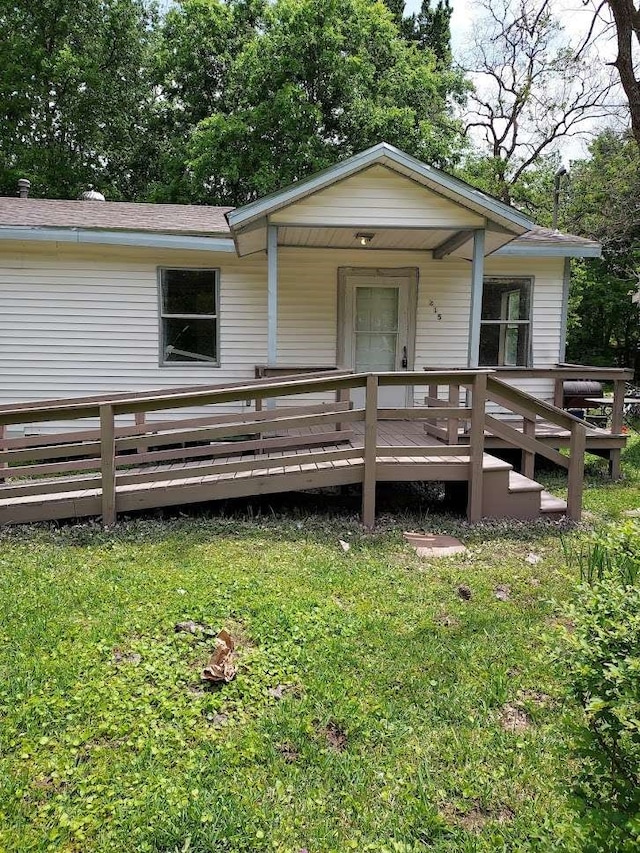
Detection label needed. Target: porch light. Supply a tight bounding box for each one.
[356,232,375,247]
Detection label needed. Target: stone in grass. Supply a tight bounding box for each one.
[623,508,640,518]
[457,584,472,600]
[404,532,467,558]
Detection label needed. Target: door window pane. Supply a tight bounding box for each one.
[354,287,399,372]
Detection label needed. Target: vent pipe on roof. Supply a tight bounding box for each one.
[79,188,106,201]
[552,166,568,231]
[17,178,31,199]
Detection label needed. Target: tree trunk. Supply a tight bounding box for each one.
[607,1,640,149]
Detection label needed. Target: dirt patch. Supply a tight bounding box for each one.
[441,801,514,833]
[494,584,511,601]
[320,721,347,751]
[546,615,576,633]
[499,702,531,732]
[457,584,472,600]
[277,742,299,763]
[112,649,142,665]
[434,612,460,628]
[517,688,552,707]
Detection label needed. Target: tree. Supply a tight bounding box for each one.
[185,0,466,205]
[460,0,616,205]
[0,0,156,199]
[564,130,640,373]
[147,0,264,202]
[582,1,640,151]
[402,0,453,66]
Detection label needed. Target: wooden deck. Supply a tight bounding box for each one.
[0,367,631,527]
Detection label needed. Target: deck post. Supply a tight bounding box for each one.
[100,404,117,527]
[134,411,146,456]
[0,424,5,483]
[609,378,625,478]
[567,422,586,520]
[467,372,486,522]
[467,229,485,369]
[522,417,536,478]
[447,383,459,445]
[362,374,378,529]
[336,386,351,431]
[553,378,564,409]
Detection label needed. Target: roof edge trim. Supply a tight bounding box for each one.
[0,227,236,252]
[494,242,602,258]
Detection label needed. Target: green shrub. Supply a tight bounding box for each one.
[556,522,640,851]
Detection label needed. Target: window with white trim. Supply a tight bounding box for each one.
[479,277,532,367]
[159,268,219,364]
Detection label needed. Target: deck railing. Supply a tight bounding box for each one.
[0,368,603,527]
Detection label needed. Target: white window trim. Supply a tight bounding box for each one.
[158,267,221,367]
[479,276,534,368]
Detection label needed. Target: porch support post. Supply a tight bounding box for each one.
[267,224,278,366]
[467,228,485,368]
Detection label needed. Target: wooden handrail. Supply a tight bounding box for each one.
[485,375,587,520]
[0,367,603,527]
[495,365,634,381]
[486,376,586,431]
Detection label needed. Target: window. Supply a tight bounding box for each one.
[159,268,219,364]
[479,277,532,367]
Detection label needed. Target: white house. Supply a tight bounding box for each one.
[0,143,600,431]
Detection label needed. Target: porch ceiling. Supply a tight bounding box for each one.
[233,220,516,258]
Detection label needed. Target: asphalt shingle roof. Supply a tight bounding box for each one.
[0,197,233,235]
[0,197,598,246]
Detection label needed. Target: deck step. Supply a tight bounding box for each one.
[508,471,544,494]
[539,490,568,516]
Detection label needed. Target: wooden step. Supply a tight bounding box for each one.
[539,489,568,517]
[508,471,544,494]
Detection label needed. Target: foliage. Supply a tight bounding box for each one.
[184,0,466,205]
[0,0,157,200]
[554,521,640,851]
[147,0,265,202]
[564,131,640,374]
[459,0,615,205]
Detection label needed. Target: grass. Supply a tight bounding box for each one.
[0,434,638,852]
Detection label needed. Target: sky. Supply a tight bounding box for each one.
[402,0,622,162]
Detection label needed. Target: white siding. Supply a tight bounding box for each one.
[0,242,565,432]
[0,243,266,432]
[270,165,485,229]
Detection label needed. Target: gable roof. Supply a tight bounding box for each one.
[227,142,536,234]
[0,144,600,258]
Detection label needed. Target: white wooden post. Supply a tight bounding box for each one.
[467,229,485,369]
[267,224,278,366]
[267,224,278,410]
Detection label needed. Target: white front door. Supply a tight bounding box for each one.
[339,269,417,407]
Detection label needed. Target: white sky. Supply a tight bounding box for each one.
[404,0,624,161]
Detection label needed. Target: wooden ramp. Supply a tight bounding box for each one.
[0,369,602,527]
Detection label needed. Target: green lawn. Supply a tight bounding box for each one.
[0,435,638,852]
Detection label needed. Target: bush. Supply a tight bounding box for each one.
[556,522,640,851]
